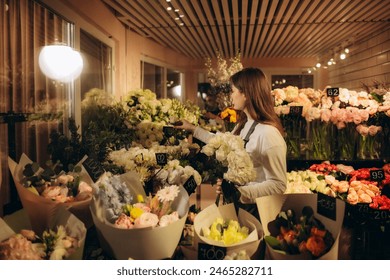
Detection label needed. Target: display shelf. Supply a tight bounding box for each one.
[287,159,386,172]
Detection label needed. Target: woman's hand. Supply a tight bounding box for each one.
[174,119,197,133]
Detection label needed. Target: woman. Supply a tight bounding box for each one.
[176,67,287,213]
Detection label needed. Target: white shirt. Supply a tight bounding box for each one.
[193,119,287,204]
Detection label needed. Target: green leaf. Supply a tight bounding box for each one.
[264,235,282,249]
[31,162,40,173]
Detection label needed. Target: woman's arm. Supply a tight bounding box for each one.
[237,145,287,204]
[175,119,216,144]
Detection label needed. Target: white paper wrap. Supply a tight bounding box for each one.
[90,171,189,260]
[182,203,263,259]
[256,193,345,260]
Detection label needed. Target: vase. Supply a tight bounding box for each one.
[356,133,382,160]
[337,123,357,160]
[282,116,306,159]
[306,120,335,160]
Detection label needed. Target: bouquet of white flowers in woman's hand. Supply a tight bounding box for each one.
[201,132,256,186]
[200,132,256,206]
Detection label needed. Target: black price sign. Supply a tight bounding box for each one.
[289,106,303,116]
[163,126,175,137]
[155,153,168,166]
[370,169,385,182]
[317,192,336,221]
[327,88,339,97]
[82,157,105,182]
[183,175,197,195]
[356,203,390,221]
[198,243,226,260]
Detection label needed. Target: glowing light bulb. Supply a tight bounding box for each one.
[38,45,83,82]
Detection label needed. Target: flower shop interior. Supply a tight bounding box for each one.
[0,0,389,260]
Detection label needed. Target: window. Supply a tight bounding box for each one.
[141,60,183,101]
[141,61,163,98]
[80,29,113,99]
[166,69,182,101]
[0,0,74,212]
[271,75,313,89]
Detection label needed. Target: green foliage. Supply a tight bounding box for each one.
[21,160,61,188]
[47,119,85,172]
[82,98,136,163]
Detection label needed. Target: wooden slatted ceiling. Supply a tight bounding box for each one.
[102,0,390,60]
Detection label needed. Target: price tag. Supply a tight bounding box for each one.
[155,153,168,166]
[197,243,226,260]
[163,126,175,137]
[372,209,390,221]
[82,157,105,182]
[183,175,197,195]
[370,169,385,181]
[289,106,303,116]
[326,88,339,97]
[357,203,390,222]
[317,192,336,220]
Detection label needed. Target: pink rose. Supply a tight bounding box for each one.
[78,181,92,193]
[159,212,179,227]
[115,213,134,229]
[368,125,382,136]
[356,125,369,136]
[320,109,331,122]
[134,212,159,228]
[336,164,354,175]
[347,190,358,205]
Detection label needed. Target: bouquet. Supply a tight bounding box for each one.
[200,132,256,186]
[256,194,345,260]
[114,185,181,229]
[0,226,80,260]
[182,203,262,260]
[8,154,94,234]
[264,206,334,258]
[90,171,189,259]
[21,160,92,203]
[197,132,256,205]
[201,217,249,245]
[0,206,86,260]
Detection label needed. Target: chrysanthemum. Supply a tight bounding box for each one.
[156,185,180,203]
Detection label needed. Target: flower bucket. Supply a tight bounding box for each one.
[8,154,94,235]
[1,207,86,260]
[256,194,345,260]
[181,203,263,260]
[90,172,189,260]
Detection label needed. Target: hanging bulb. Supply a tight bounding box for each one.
[39,45,84,82]
[340,53,346,60]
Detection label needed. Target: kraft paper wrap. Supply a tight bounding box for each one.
[1,207,86,260]
[90,171,189,260]
[8,154,94,235]
[256,193,345,260]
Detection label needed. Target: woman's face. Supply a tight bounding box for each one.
[231,84,246,111]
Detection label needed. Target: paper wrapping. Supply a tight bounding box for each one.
[90,171,189,260]
[181,203,263,259]
[1,207,86,260]
[8,154,94,235]
[256,193,345,260]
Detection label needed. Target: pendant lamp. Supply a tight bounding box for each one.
[38,44,83,82]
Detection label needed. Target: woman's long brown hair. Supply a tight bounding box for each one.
[230,68,284,136]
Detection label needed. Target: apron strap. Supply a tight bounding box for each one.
[243,121,258,147]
